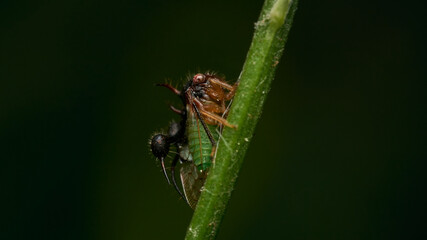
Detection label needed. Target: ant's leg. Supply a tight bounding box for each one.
[171,153,187,202]
[169,105,184,115]
[156,83,181,95]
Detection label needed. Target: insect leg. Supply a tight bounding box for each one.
[186,91,217,146]
[171,153,187,203]
[199,108,237,129]
[156,83,181,95]
[192,102,217,146]
[191,96,236,128]
[225,81,240,100]
[209,77,234,91]
[169,105,184,115]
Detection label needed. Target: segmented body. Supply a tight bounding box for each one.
[186,106,218,171]
[150,72,237,209]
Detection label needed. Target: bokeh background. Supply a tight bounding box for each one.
[1,0,425,239]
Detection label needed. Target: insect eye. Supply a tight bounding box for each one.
[193,73,206,84]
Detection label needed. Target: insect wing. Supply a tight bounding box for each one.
[180,162,207,209]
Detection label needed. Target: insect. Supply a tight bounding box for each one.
[150,72,237,209]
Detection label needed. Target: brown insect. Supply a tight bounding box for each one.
[158,72,237,134]
[150,72,238,208]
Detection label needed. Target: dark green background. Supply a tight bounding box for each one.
[1,0,425,239]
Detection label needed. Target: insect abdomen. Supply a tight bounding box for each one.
[186,114,218,171]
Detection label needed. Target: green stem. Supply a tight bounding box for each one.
[185,0,298,239]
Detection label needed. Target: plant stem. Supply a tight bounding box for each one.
[185,0,298,239]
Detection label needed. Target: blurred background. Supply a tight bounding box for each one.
[1,0,425,239]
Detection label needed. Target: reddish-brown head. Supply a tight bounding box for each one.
[192,73,206,84]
